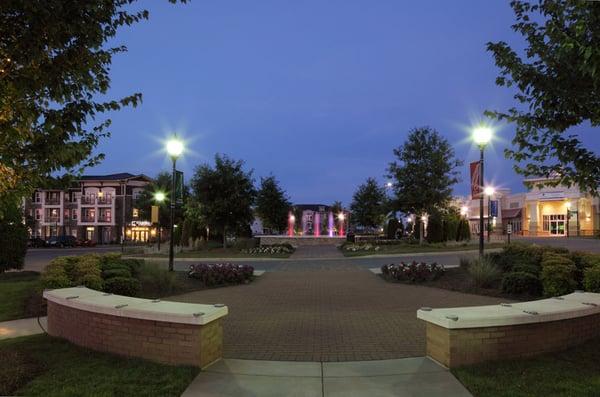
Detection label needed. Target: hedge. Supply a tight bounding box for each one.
[0,220,28,273]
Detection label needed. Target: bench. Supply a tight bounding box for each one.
[417,291,600,368]
[44,287,227,368]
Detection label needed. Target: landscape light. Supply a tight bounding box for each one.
[154,191,166,202]
[472,126,493,146]
[166,137,184,158]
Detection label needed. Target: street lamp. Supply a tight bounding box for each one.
[166,136,184,271]
[154,191,166,251]
[484,186,495,243]
[472,126,493,256]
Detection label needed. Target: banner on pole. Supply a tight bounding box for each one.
[151,206,159,224]
[175,170,184,205]
[490,200,498,218]
[470,161,482,199]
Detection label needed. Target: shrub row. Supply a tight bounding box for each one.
[381,261,445,283]
[240,244,294,255]
[188,263,254,286]
[41,253,145,297]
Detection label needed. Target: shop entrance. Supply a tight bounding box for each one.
[543,214,566,235]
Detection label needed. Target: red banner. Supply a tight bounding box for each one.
[470,161,481,199]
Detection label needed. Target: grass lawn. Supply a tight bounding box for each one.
[0,334,199,397]
[452,337,600,397]
[137,247,291,259]
[0,271,43,322]
[342,242,506,257]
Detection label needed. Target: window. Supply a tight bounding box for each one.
[509,202,519,209]
[72,210,78,220]
[35,209,41,220]
[34,192,41,203]
[132,208,139,218]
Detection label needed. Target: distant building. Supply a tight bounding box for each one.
[456,175,599,237]
[24,173,156,243]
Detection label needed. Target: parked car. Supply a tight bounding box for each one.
[78,239,97,247]
[46,235,77,248]
[28,237,47,248]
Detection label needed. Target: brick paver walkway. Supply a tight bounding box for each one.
[170,268,505,362]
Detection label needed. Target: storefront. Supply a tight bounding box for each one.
[125,221,157,242]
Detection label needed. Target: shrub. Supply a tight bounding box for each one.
[0,219,28,273]
[0,349,44,396]
[512,263,540,276]
[468,257,502,288]
[459,257,471,270]
[426,214,444,243]
[540,252,577,296]
[386,218,400,239]
[137,262,177,296]
[102,268,132,279]
[70,255,101,285]
[188,263,254,286]
[501,272,543,295]
[456,219,471,241]
[381,261,445,283]
[103,277,141,296]
[79,274,104,290]
[583,266,600,293]
[233,237,259,250]
[241,244,295,255]
[40,265,71,289]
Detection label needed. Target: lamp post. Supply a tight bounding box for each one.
[472,126,493,256]
[484,186,495,243]
[166,137,183,271]
[154,191,166,252]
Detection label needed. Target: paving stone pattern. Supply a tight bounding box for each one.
[170,267,504,362]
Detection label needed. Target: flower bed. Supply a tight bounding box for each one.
[188,263,254,287]
[240,244,294,255]
[381,261,445,283]
[342,243,381,252]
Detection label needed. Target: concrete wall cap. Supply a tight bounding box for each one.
[417,292,600,329]
[44,286,228,325]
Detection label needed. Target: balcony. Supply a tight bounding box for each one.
[97,195,113,205]
[81,216,95,223]
[45,198,61,205]
[81,196,96,205]
[45,216,60,223]
[98,216,112,223]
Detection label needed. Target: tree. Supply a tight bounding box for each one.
[190,154,256,247]
[387,127,463,243]
[0,199,27,273]
[350,177,388,229]
[426,212,444,243]
[487,0,600,193]
[255,176,291,234]
[330,201,343,216]
[0,0,185,209]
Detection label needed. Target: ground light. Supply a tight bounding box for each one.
[472,125,493,256]
[166,136,184,271]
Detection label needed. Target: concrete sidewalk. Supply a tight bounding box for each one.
[0,317,47,340]
[182,357,471,397]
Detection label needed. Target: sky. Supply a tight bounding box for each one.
[87,0,597,205]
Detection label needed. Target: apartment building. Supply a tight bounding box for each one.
[25,173,155,243]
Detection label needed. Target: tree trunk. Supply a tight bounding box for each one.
[222,226,227,248]
[419,219,424,245]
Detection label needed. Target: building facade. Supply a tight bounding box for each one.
[457,176,600,237]
[25,173,156,243]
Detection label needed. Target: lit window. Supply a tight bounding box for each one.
[133,208,139,218]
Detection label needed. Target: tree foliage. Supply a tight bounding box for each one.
[350,177,388,229]
[0,0,185,208]
[387,127,463,217]
[136,172,175,226]
[0,200,27,273]
[487,0,600,193]
[255,175,291,233]
[190,154,256,247]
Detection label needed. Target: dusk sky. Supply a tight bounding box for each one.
[88,1,598,205]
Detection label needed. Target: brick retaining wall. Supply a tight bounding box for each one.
[46,299,223,368]
[421,298,600,368]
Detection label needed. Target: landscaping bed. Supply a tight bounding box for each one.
[379,243,600,301]
[0,334,198,397]
[452,336,600,397]
[0,271,44,322]
[341,241,505,257]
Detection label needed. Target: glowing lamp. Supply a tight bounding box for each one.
[154,191,166,202]
[386,181,393,188]
[566,201,572,209]
[484,186,495,196]
[166,138,184,158]
[460,206,468,216]
[289,215,295,222]
[338,213,345,221]
[472,126,493,146]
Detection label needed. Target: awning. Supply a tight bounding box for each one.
[502,208,522,219]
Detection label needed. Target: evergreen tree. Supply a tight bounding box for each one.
[350,177,388,229]
[255,176,291,234]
